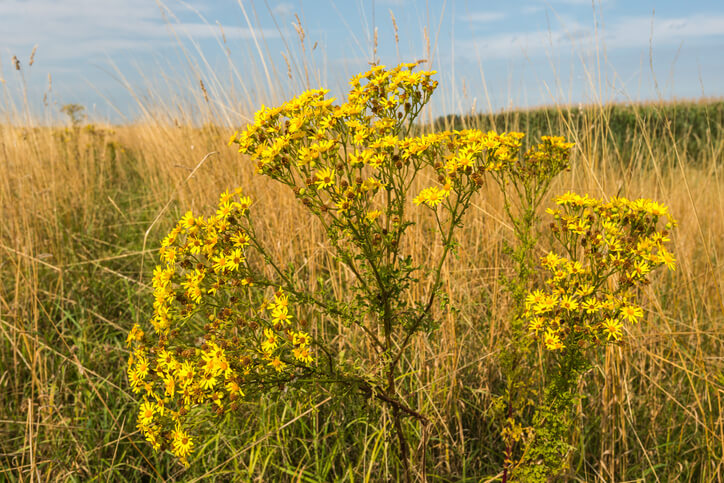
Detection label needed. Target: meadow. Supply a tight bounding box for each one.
[1,63,723,481]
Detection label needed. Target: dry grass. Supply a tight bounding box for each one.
[1,10,723,481]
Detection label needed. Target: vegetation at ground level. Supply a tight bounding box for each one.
[1,95,722,480]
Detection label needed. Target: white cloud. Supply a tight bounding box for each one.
[169,23,280,41]
[522,6,544,15]
[0,0,279,63]
[271,2,295,17]
[604,14,724,49]
[458,13,724,61]
[465,12,507,24]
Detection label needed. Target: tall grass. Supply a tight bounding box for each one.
[1,7,723,481]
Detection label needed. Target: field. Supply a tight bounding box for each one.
[1,77,723,481]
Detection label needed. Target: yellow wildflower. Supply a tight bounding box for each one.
[262,328,279,353]
[138,400,155,427]
[602,318,622,341]
[172,425,194,460]
[543,328,564,351]
[619,305,643,324]
[268,357,286,372]
[413,186,448,207]
[315,167,336,189]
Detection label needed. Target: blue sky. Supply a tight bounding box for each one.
[2,0,723,123]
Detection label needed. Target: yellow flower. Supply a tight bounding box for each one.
[581,298,600,314]
[541,252,562,270]
[143,426,161,450]
[619,305,643,324]
[525,289,545,309]
[126,324,144,348]
[293,346,313,364]
[134,356,150,379]
[349,149,372,166]
[212,253,228,274]
[534,294,558,314]
[272,306,292,325]
[602,318,622,341]
[219,189,234,204]
[629,260,651,279]
[559,295,579,312]
[128,369,144,393]
[138,400,155,427]
[225,248,245,271]
[369,153,386,168]
[555,191,581,206]
[268,357,286,372]
[288,115,305,133]
[159,245,177,265]
[172,425,194,460]
[152,396,166,417]
[237,195,252,211]
[335,199,351,214]
[226,380,244,397]
[200,371,218,391]
[272,291,289,309]
[187,236,203,255]
[528,316,544,335]
[181,270,205,304]
[216,201,233,219]
[176,361,195,387]
[315,167,336,189]
[655,248,676,271]
[413,186,448,207]
[567,261,584,275]
[180,211,196,231]
[164,374,176,397]
[231,230,250,248]
[366,210,382,223]
[575,283,594,297]
[262,328,279,353]
[543,328,564,351]
[292,331,311,347]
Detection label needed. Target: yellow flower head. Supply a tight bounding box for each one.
[315,167,336,189]
[262,328,279,353]
[543,328,565,351]
[602,318,623,341]
[138,400,155,427]
[172,425,194,460]
[413,186,448,208]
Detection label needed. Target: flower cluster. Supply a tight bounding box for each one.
[523,192,677,351]
[412,130,526,208]
[126,189,313,465]
[230,62,575,245]
[413,133,576,211]
[230,62,444,233]
[129,63,582,471]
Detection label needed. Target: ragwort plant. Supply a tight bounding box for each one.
[511,193,676,481]
[126,189,315,465]
[126,62,675,481]
[486,141,676,480]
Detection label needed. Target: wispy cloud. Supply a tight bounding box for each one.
[522,6,545,15]
[465,12,507,24]
[459,13,724,61]
[0,0,279,63]
[271,2,295,17]
[605,14,724,49]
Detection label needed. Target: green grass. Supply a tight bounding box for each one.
[1,99,723,481]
